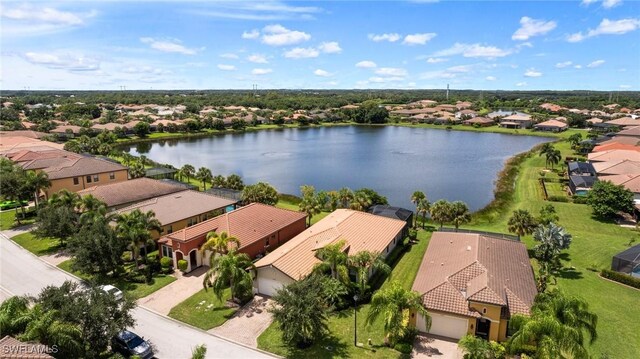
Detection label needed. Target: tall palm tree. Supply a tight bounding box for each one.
[348,251,391,296]
[545,149,562,169]
[539,143,553,157]
[211,175,226,188]
[410,191,426,228]
[338,187,354,208]
[366,281,430,346]
[416,198,430,229]
[128,162,146,179]
[203,249,256,303]
[181,164,195,183]
[115,209,161,267]
[450,201,471,231]
[430,199,452,229]
[312,239,349,283]
[350,191,372,212]
[196,167,213,190]
[299,185,321,226]
[77,195,110,224]
[47,189,81,209]
[507,209,538,239]
[175,168,186,182]
[20,305,83,358]
[120,152,135,166]
[201,231,240,256]
[26,170,50,207]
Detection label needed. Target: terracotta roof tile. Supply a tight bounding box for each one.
[77,178,188,207]
[43,156,127,179]
[0,336,54,358]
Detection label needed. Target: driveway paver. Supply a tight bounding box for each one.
[210,295,274,347]
[137,266,207,315]
[412,334,463,359]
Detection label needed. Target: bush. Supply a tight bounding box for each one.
[177,259,188,272]
[601,269,640,289]
[547,195,569,203]
[573,196,589,204]
[160,257,172,269]
[121,251,133,263]
[408,229,417,240]
[393,343,413,354]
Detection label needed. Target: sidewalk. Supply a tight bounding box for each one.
[137,266,207,315]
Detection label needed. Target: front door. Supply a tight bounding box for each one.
[189,250,198,270]
[476,318,491,340]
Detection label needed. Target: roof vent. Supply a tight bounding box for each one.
[466,245,471,251]
[441,262,444,266]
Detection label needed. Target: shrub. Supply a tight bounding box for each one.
[393,343,413,354]
[121,251,133,262]
[160,257,172,269]
[408,229,417,240]
[573,196,589,204]
[601,269,640,289]
[547,195,569,203]
[177,259,188,272]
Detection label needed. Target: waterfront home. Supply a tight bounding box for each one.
[594,160,640,176]
[77,178,188,209]
[606,117,639,128]
[50,125,84,138]
[593,142,640,153]
[455,109,477,119]
[158,203,307,273]
[616,125,640,139]
[567,161,597,177]
[588,149,640,163]
[569,175,597,196]
[533,119,568,132]
[598,174,640,201]
[611,244,640,278]
[368,205,413,236]
[115,190,238,239]
[463,117,494,127]
[498,114,533,129]
[411,232,536,341]
[253,209,405,296]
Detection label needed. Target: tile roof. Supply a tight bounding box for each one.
[598,174,640,193]
[255,209,405,280]
[606,117,640,127]
[0,130,47,139]
[588,149,640,162]
[162,203,306,250]
[617,125,640,137]
[593,142,640,152]
[43,156,127,179]
[594,160,640,175]
[501,114,532,121]
[77,178,188,207]
[534,119,568,128]
[412,232,536,317]
[0,136,64,154]
[0,336,54,358]
[116,190,236,226]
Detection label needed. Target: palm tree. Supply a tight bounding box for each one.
[0,296,31,336]
[203,249,256,303]
[175,168,186,182]
[338,187,354,208]
[196,167,212,190]
[47,189,81,209]
[115,209,161,268]
[430,199,452,229]
[313,239,349,283]
[128,162,146,179]
[299,185,321,226]
[348,251,391,296]
[201,231,240,256]
[120,152,135,166]
[416,198,430,229]
[533,223,572,264]
[507,209,538,239]
[26,171,50,207]
[411,191,426,228]
[181,164,195,183]
[539,142,553,157]
[366,281,430,346]
[77,195,110,224]
[226,174,244,190]
[545,149,562,169]
[20,305,83,357]
[191,344,207,359]
[350,191,372,211]
[212,175,226,188]
[450,201,471,231]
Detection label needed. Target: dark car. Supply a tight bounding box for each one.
[111,330,154,359]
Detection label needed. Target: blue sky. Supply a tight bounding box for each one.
[1,0,639,91]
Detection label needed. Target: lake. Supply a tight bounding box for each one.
[125,126,550,211]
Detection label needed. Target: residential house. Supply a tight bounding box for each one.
[569,175,597,196]
[0,336,54,358]
[77,178,188,209]
[539,103,564,112]
[611,244,640,278]
[588,150,640,163]
[616,126,640,140]
[115,190,238,239]
[368,205,413,236]
[159,203,307,273]
[498,114,533,129]
[411,232,536,341]
[606,117,639,128]
[593,142,640,152]
[50,125,84,138]
[534,119,568,132]
[598,174,640,201]
[594,160,640,176]
[463,117,494,127]
[455,109,477,119]
[567,161,596,177]
[254,209,405,296]
[586,118,604,126]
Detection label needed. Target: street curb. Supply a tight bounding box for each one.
[1,233,280,358]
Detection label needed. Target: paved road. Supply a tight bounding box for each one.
[0,234,275,359]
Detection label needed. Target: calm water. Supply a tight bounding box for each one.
[125,126,549,211]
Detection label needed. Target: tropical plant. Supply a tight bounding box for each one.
[458,335,506,359]
[568,133,583,149]
[211,174,227,188]
[411,191,426,228]
[115,209,161,268]
[191,344,207,359]
[430,199,452,229]
[241,182,279,205]
[226,174,244,190]
[366,281,430,346]
[507,209,538,238]
[350,190,372,211]
[586,180,635,219]
[539,142,553,157]
[181,164,195,182]
[532,223,572,292]
[19,305,84,358]
[67,216,126,277]
[313,239,349,283]
[129,161,146,179]
[537,204,559,225]
[196,167,213,190]
[200,231,240,255]
[338,187,354,208]
[348,250,391,296]
[77,194,110,224]
[450,201,471,230]
[25,170,50,208]
[0,296,31,336]
[545,148,562,169]
[416,198,430,229]
[299,185,321,226]
[203,249,255,303]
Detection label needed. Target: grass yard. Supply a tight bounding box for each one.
[11,232,63,256]
[0,209,36,230]
[276,197,330,225]
[257,230,433,358]
[167,288,237,330]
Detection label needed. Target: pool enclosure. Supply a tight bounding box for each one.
[611,244,640,278]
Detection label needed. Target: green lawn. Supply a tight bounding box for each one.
[11,232,63,256]
[276,197,330,225]
[0,209,36,230]
[167,288,237,330]
[257,230,433,358]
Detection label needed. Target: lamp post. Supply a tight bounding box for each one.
[353,294,359,346]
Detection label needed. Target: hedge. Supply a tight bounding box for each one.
[547,195,569,203]
[601,269,640,289]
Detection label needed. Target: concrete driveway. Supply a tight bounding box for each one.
[210,295,274,347]
[137,266,208,315]
[412,334,463,359]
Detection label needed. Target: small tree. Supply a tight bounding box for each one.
[196,167,212,190]
[545,148,562,169]
[568,133,583,150]
[181,164,196,182]
[348,250,391,296]
[430,200,452,229]
[67,216,126,277]
[133,121,150,138]
[537,204,559,225]
[507,209,538,239]
[458,335,506,359]
[411,191,426,228]
[450,201,471,230]
[203,249,255,303]
[270,275,329,348]
[586,180,634,219]
[226,174,244,190]
[241,182,279,205]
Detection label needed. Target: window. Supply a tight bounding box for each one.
[482,308,487,314]
[167,225,173,234]
[386,245,389,253]
[86,175,92,183]
[73,177,79,185]
[265,237,270,247]
[93,175,99,182]
[162,245,173,259]
[109,172,115,180]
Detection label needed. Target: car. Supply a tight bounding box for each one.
[100,284,124,301]
[111,330,154,359]
[0,200,28,211]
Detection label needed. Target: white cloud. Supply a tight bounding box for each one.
[432,43,512,58]
[368,33,401,42]
[369,76,404,83]
[220,53,239,59]
[121,65,171,76]
[567,18,640,42]
[355,60,377,68]
[242,29,260,39]
[318,41,342,54]
[581,0,598,5]
[619,84,631,89]
[140,37,201,55]
[192,2,322,21]
[217,64,236,71]
[426,57,448,63]
[402,33,437,45]
[374,67,408,77]
[603,0,622,9]
[574,64,583,69]
[485,76,496,81]
[261,24,310,46]
[555,61,573,68]
[587,59,605,68]
[251,68,273,75]
[524,68,542,77]
[314,69,332,77]
[516,82,527,87]
[512,17,557,40]
[0,3,97,36]
[22,52,100,72]
[283,47,319,59]
[419,64,474,80]
[247,54,268,63]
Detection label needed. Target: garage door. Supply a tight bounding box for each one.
[417,312,468,339]
[256,278,284,297]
